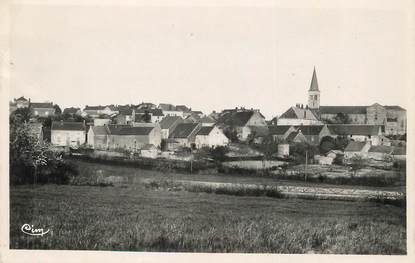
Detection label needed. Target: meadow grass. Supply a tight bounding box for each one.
[10,183,406,254]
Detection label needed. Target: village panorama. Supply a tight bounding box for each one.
[9,68,407,254]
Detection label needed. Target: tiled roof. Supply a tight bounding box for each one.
[296,125,325,135]
[63,107,80,114]
[285,131,300,142]
[217,111,255,126]
[16,96,28,101]
[268,125,294,135]
[169,123,200,139]
[279,107,318,120]
[319,106,367,115]
[84,105,105,111]
[51,121,85,131]
[160,116,182,129]
[344,141,368,152]
[368,145,394,154]
[197,126,214,136]
[199,116,216,123]
[328,125,381,136]
[384,105,406,111]
[118,108,133,115]
[108,125,154,135]
[31,102,54,109]
[91,126,108,135]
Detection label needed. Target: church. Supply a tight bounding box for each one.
[278,67,407,135]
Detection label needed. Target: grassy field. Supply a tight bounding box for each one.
[9,160,406,254]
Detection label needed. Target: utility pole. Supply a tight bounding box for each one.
[305,150,308,182]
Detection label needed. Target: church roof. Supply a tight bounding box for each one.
[309,67,319,91]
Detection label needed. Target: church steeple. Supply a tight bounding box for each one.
[309,67,319,91]
[308,67,320,109]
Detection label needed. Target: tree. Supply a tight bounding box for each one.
[333,112,351,124]
[143,110,151,123]
[319,136,335,154]
[53,104,62,115]
[223,127,239,143]
[334,135,350,151]
[11,107,32,122]
[9,116,78,185]
[349,155,365,177]
[290,142,319,164]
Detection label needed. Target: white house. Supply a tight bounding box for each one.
[51,121,86,147]
[195,126,229,148]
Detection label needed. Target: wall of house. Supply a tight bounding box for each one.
[108,135,150,150]
[386,109,406,135]
[94,119,111,126]
[162,110,183,118]
[366,104,387,125]
[246,112,267,126]
[195,127,229,148]
[151,115,164,123]
[148,127,162,147]
[33,108,55,117]
[51,130,85,147]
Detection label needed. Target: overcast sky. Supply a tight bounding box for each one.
[9,1,410,119]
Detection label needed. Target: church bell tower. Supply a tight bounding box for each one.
[308,67,320,109]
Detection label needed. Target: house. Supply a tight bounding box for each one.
[247,126,269,144]
[368,145,394,161]
[51,121,86,147]
[83,105,117,118]
[314,155,334,165]
[140,144,159,158]
[285,130,307,144]
[135,109,164,123]
[344,141,371,159]
[159,116,183,139]
[277,105,322,126]
[277,144,289,158]
[175,105,191,113]
[158,104,184,118]
[195,126,229,148]
[184,114,201,123]
[268,125,298,142]
[327,124,383,145]
[216,109,267,141]
[168,123,202,149]
[10,96,30,113]
[115,108,135,125]
[87,126,109,149]
[63,107,81,116]
[106,125,161,151]
[31,102,55,117]
[296,125,331,145]
[136,102,157,110]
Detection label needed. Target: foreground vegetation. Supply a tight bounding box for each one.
[11,181,406,254]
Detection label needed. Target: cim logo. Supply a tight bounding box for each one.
[21,224,50,236]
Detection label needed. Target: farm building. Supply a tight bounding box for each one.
[51,121,86,147]
[87,126,109,149]
[327,125,383,146]
[195,126,229,148]
[168,123,202,149]
[343,141,371,159]
[216,108,267,141]
[160,116,184,139]
[106,125,161,151]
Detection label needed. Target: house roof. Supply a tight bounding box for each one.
[384,105,406,111]
[285,131,300,142]
[268,125,294,135]
[16,96,28,101]
[63,107,80,114]
[344,141,368,152]
[175,105,191,112]
[169,123,200,138]
[217,111,256,126]
[309,67,319,91]
[84,105,105,111]
[31,102,54,109]
[108,126,154,135]
[196,126,214,136]
[118,108,133,115]
[279,107,318,120]
[199,116,216,123]
[51,121,85,131]
[393,146,406,155]
[150,109,164,116]
[91,126,108,135]
[328,125,381,136]
[160,116,182,129]
[368,145,394,154]
[296,125,325,135]
[319,106,367,115]
[158,103,176,111]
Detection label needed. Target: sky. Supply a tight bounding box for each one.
[9,1,410,119]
